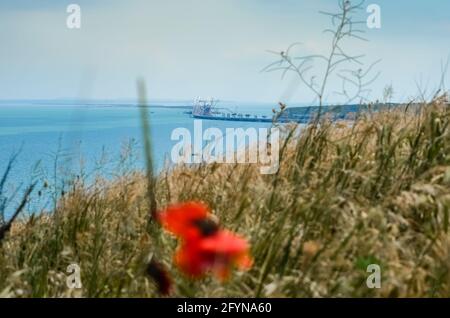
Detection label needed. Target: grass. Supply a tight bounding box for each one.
[0,95,450,297]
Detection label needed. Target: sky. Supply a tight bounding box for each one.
[0,0,449,104]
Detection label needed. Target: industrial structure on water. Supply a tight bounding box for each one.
[191,98,272,122]
[190,98,400,124]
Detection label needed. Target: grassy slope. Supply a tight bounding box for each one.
[1,98,450,297]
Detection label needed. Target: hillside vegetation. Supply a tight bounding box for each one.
[1,97,450,297]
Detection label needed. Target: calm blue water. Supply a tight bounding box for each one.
[0,100,275,217]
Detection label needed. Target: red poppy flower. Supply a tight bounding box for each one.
[175,229,253,280]
[158,201,210,240]
[159,201,253,280]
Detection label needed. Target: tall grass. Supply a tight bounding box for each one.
[0,96,450,297]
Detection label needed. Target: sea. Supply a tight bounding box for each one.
[0,100,280,217]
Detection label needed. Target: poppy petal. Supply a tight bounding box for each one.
[158,201,209,238]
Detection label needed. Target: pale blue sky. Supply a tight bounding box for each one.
[0,0,449,103]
